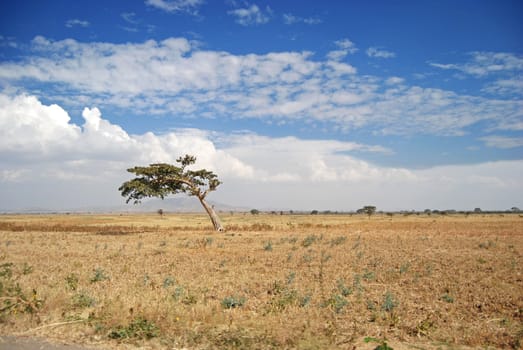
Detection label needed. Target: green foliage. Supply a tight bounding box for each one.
[323,294,348,314]
[221,296,246,309]
[119,155,221,203]
[362,270,375,281]
[381,291,398,312]
[358,206,377,217]
[162,276,176,288]
[108,317,160,340]
[90,268,110,283]
[330,236,347,246]
[336,279,352,297]
[302,234,319,247]
[364,337,394,350]
[65,273,79,291]
[119,154,224,231]
[264,241,273,251]
[266,279,309,312]
[441,293,454,303]
[0,262,43,317]
[72,292,95,308]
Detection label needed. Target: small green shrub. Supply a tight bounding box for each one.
[108,317,160,339]
[163,276,176,288]
[302,234,318,247]
[90,268,110,283]
[441,293,454,303]
[65,273,79,291]
[264,241,273,251]
[381,291,398,312]
[0,262,44,317]
[323,294,348,314]
[337,279,352,297]
[221,296,246,309]
[330,236,347,246]
[362,270,375,281]
[72,292,95,308]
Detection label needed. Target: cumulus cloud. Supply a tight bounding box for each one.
[0,36,521,137]
[228,3,272,26]
[0,93,521,211]
[0,93,253,179]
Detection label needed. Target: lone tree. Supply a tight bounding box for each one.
[359,205,376,219]
[118,155,224,232]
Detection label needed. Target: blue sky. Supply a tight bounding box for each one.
[0,0,522,211]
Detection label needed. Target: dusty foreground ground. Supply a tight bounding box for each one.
[0,213,521,349]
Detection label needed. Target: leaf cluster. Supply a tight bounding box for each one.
[118,155,221,204]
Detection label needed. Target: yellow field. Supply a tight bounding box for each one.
[0,213,522,349]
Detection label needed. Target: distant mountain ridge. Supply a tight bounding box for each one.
[0,197,248,214]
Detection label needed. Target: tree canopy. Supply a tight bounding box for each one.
[119,155,224,231]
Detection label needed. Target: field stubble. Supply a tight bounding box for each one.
[0,213,521,349]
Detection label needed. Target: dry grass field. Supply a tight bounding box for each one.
[0,213,521,349]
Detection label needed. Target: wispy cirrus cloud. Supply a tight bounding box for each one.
[65,19,90,28]
[228,3,272,26]
[0,36,521,138]
[145,0,204,15]
[282,13,322,25]
[480,135,523,149]
[430,52,523,77]
[366,47,396,58]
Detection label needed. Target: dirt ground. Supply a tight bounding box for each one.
[0,336,103,350]
[0,213,521,349]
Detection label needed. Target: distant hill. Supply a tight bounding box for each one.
[118,197,247,213]
[0,197,248,214]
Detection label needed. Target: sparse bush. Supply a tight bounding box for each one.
[108,317,160,340]
[221,296,246,309]
[330,236,347,246]
[71,292,95,308]
[337,279,352,297]
[163,276,176,288]
[90,268,110,283]
[0,262,44,317]
[65,273,79,291]
[323,294,348,314]
[382,291,398,312]
[302,234,318,247]
[441,293,454,303]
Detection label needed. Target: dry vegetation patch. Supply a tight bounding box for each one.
[0,214,522,349]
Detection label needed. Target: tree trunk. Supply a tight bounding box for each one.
[198,197,224,232]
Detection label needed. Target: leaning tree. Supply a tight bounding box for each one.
[118,155,224,231]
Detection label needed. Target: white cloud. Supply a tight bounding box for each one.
[0,93,521,211]
[65,19,90,28]
[121,12,140,24]
[283,13,321,25]
[431,52,523,77]
[366,47,396,58]
[145,0,204,15]
[480,135,523,149]
[0,37,521,137]
[482,77,523,96]
[326,39,358,61]
[228,3,272,26]
[385,76,404,85]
